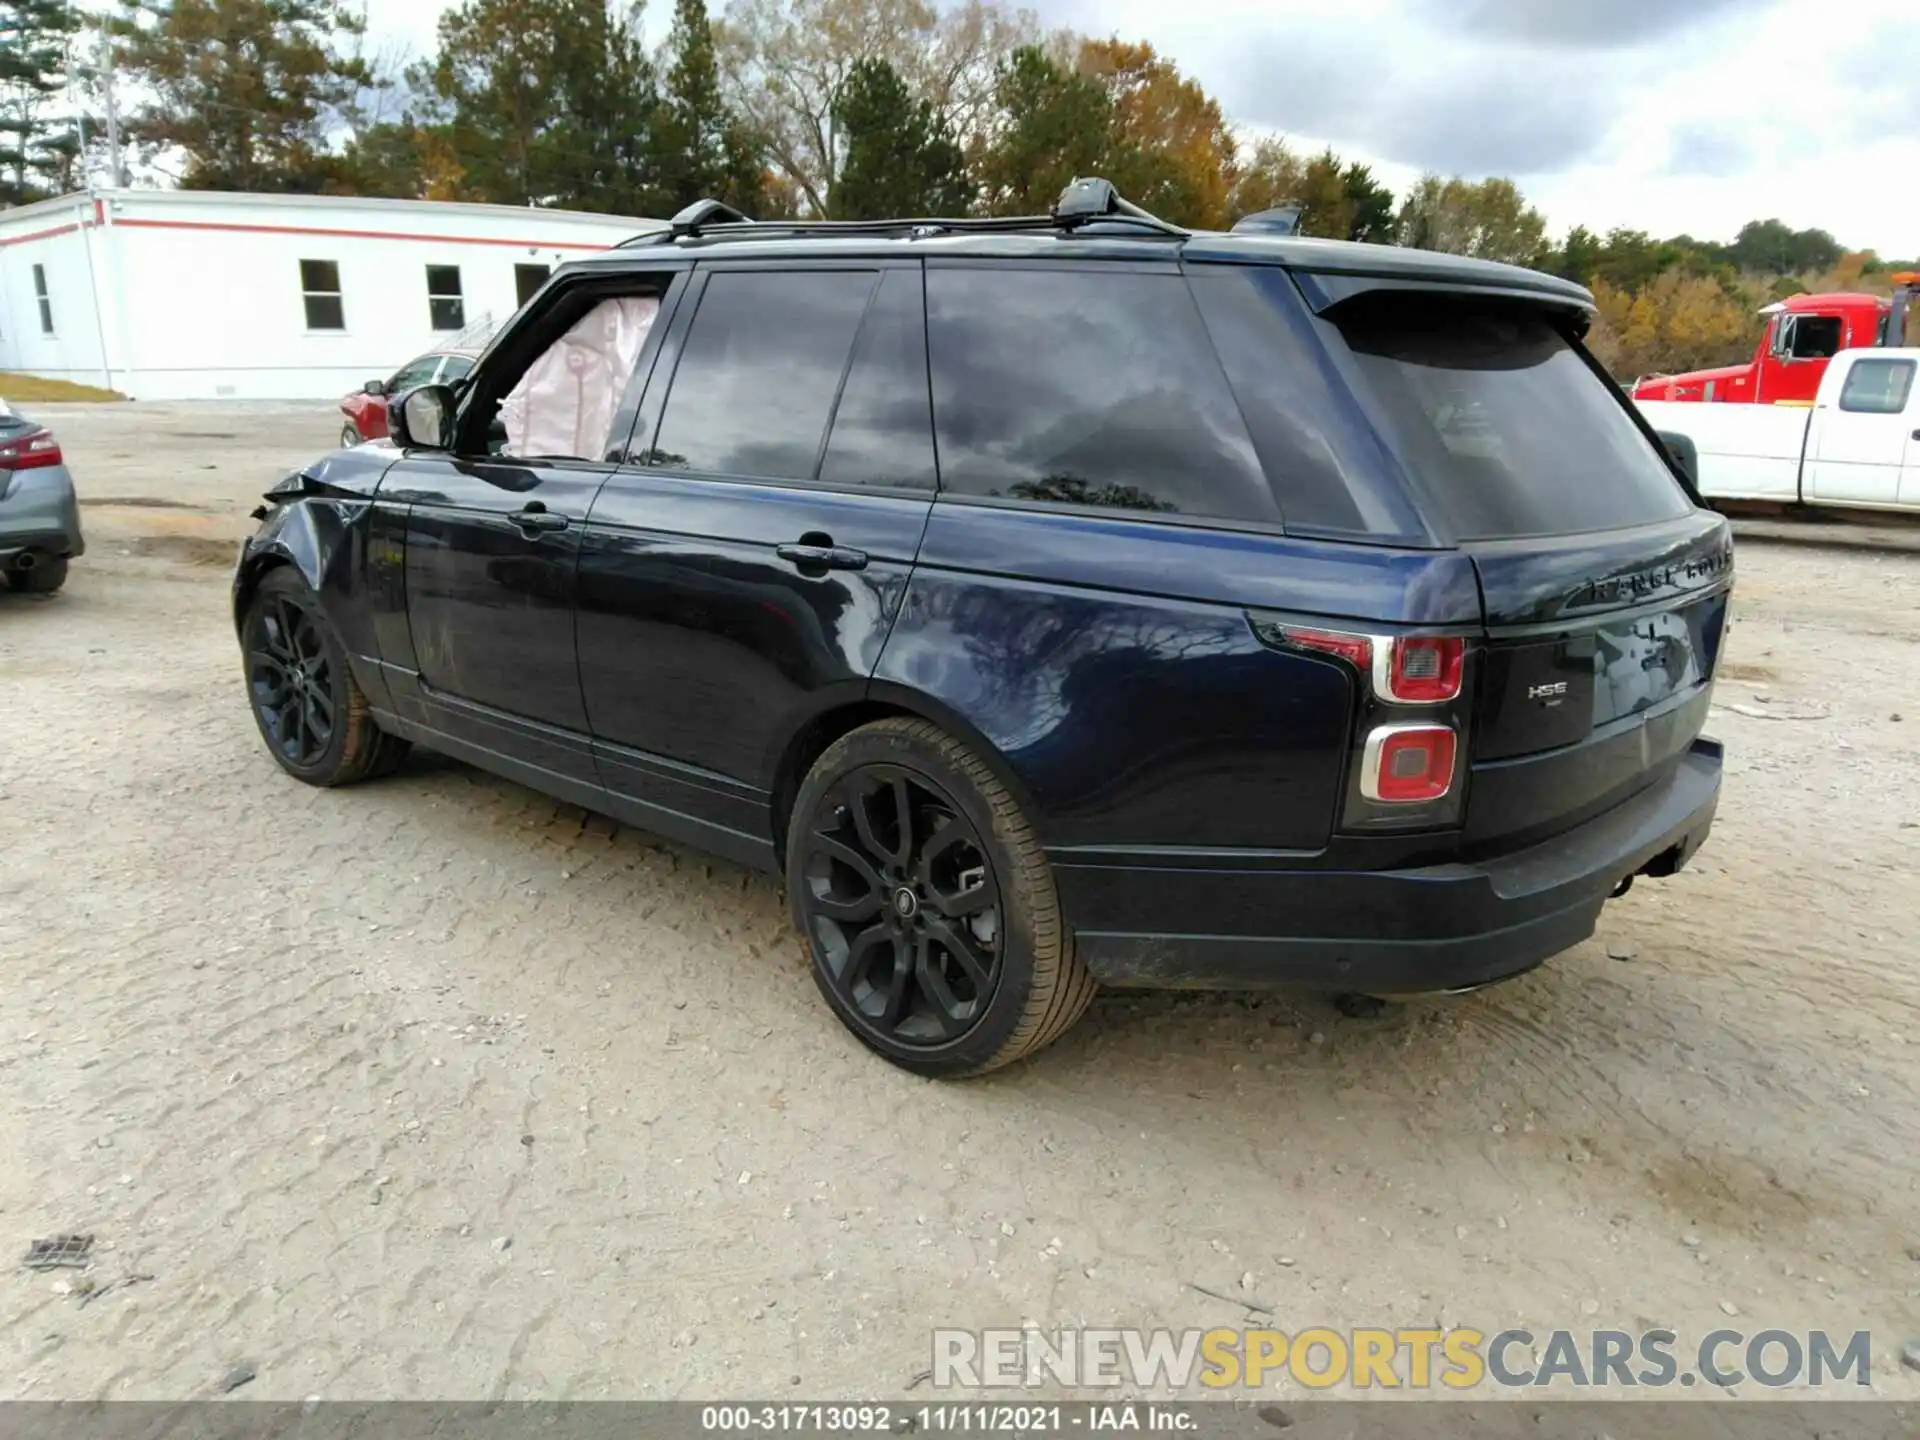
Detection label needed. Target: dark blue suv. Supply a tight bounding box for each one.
[234,180,1730,1077]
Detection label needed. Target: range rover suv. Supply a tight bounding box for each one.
[233,179,1731,1077]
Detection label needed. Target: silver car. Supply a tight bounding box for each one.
[0,399,83,594]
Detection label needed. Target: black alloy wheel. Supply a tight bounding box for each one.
[800,763,1005,1048]
[247,591,336,767]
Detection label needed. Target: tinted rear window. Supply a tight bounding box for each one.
[926,267,1276,524]
[1330,297,1693,540]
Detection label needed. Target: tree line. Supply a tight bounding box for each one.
[2,0,1912,378]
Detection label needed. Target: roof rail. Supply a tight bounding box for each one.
[614,177,1188,249]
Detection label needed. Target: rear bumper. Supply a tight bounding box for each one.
[1058,737,1722,993]
[0,466,85,561]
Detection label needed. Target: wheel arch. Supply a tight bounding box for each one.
[768,682,1046,870]
[231,501,344,635]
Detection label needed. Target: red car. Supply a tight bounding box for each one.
[338,349,478,447]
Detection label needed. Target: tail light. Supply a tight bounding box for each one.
[1253,613,1474,829]
[1361,724,1457,803]
[1377,636,1464,704]
[0,429,62,471]
[1273,627,1465,706]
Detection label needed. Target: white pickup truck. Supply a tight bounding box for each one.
[1637,347,1920,513]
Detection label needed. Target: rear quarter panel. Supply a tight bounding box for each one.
[874,502,1481,855]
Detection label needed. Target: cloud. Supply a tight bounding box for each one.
[1436,0,1755,47]
[1217,21,1627,176]
[1664,122,1753,178]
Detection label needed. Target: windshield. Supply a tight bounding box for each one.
[1330,296,1694,540]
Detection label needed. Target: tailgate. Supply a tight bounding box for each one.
[1465,511,1732,850]
[1319,290,1732,854]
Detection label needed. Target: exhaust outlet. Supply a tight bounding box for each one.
[11,551,37,572]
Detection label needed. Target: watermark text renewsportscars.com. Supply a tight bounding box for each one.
[931,1327,1875,1391]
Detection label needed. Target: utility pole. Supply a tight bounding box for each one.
[97,22,122,187]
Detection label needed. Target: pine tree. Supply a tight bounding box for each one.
[972,46,1109,217]
[113,0,370,193]
[0,0,82,204]
[830,55,968,219]
[420,0,664,213]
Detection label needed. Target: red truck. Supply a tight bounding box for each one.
[1631,274,1916,404]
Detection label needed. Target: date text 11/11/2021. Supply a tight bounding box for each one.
[700,1404,1197,1432]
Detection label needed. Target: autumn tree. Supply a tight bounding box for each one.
[1586,270,1756,381]
[1395,174,1548,265]
[1225,135,1302,222]
[1,0,83,203]
[830,55,967,218]
[1074,38,1233,230]
[113,0,369,192]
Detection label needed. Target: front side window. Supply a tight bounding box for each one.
[300,258,344,330]
[1329,295,1693,540]
[426,265,464,331]
[649,269,877,479]
[439,354,475,384]
[498,294,660,461]
[925,267,1274,523]
[32,263,52,334]
[1838,358,1916,414]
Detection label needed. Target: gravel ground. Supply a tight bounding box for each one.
[1,402,1917,1402]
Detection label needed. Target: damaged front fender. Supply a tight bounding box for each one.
[233,446,402,709]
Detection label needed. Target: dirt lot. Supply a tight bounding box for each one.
[2,402,1918,1402]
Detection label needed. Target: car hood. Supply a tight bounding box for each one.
[264,439,398,502]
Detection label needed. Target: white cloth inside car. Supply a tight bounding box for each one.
[500,295,659,460]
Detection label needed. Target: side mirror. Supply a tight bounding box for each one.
[391,384,456,451]
[1654,429,1700,497]
[363,378,387,397]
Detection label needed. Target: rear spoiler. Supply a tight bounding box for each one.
[1288,270,1596,335]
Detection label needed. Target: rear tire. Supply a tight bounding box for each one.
[242,567,409,786]
[9,554,68,593]
[786,718,1094,1077]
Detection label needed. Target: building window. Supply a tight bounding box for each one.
[515,264,550,307]
[426,265,464,331]
[32,264,53,334]
[299,259,344,330]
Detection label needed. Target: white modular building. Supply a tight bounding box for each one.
[0,188,661,400]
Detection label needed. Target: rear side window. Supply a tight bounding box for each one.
[1838,358,1915,414]
[1328,296,1693,540]
[651,269,875,479]
[819,268,936,489]
[926,267,1275,523]
[1188,265,1430,542]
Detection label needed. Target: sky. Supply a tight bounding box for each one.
[365,0,1920,256]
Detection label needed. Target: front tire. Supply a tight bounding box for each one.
[9,554,68,593]
[786,718,1094,1077]
[340,422,362,448]
[242,567,408,786]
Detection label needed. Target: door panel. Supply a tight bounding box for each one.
[384,455,605,778]
[577,474,927,826]
[1807,412,1908,504]
[574,260,935,848]
[1806,356,1919,505]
